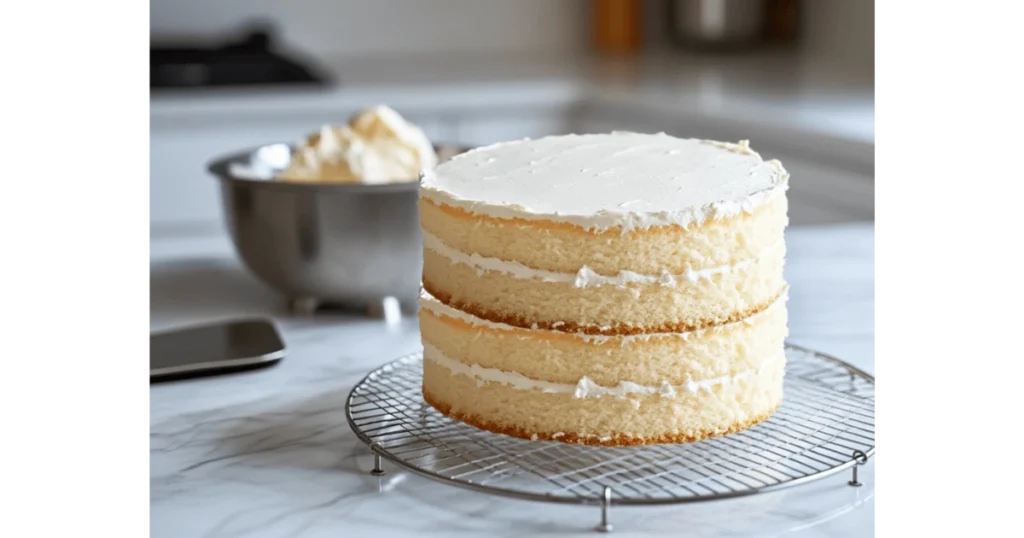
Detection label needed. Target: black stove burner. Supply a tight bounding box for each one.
[150,24,329,91]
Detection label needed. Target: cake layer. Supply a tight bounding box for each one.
[422,347,784,445]
[422,237,785,334]
[416,132,790,445]
[418,193,788,275]
[419,289,788,386]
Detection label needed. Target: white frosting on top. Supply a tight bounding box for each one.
[423,342,781,400]
[279,105,437,184]
[418,287,788,344]
[423,231,781,295]
[420,133,788,232]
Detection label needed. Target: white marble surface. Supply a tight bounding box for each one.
[150,223,874,537]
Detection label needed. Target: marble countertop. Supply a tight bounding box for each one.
[150,51,873,168]
[150,223,875,538]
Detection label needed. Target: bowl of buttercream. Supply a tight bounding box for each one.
[206,105,468,315]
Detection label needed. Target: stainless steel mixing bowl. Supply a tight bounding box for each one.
[207,144,467,315]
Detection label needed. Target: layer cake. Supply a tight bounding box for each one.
[417,132,789,446]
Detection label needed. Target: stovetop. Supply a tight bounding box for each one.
[150,24,330,91]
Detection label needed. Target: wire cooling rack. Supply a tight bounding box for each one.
[346,343,874,532]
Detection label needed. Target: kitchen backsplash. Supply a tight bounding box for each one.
[150,0,588,56]
[151,0,871,65]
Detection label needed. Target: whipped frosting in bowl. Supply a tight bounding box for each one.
[203,105,469,312]
[277,105,438,184]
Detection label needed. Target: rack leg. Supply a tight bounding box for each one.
[368,452,385,473]
[418,403,430,425]
[371,454,385,476]
[370,442,386,476]
[595,486,613,533]
[848,450,868,487]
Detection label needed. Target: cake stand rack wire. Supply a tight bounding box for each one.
[345,343,874,532]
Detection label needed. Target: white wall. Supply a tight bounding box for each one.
[150,0,587,57]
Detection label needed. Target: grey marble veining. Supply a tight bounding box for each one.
[150,223,874,537]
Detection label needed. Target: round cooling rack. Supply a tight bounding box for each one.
[345,343,875,532]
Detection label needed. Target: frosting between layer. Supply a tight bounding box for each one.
[420,133,789,233]
[424,342,782,401]
[418,287,789,344]
[423,231,782,294]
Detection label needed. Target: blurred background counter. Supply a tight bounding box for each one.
[151,0,873,251]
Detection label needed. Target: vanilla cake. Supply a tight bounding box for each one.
[417,132,789,446]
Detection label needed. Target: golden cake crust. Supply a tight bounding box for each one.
[423,196,759,236]
[423,388,780,446]
[419,288,788,386]
[419,195,788,275]
[423,279,785,336]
